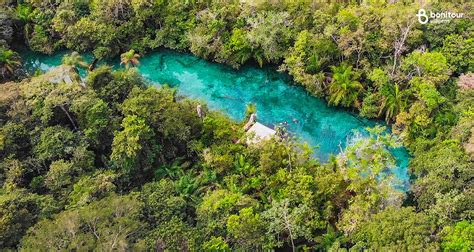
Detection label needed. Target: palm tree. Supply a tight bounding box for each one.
[61,52,88,70]
[0,49,21,80]
[327,63,363,107]
[253,48,265,68]
[379,83,409,122]
[120,49,140,68]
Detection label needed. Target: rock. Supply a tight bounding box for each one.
[33,65,81,85]
[0,12,13,44]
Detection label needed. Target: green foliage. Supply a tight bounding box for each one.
[20,194,143,251]
[120,49,140,68]
[402,51,451,86]
[0,189,56,249]
[283,30,338,96]
[225,28,253,68]
[380,83,409,122]
[71,96,113,145]
[360,93,381,119]
[441,221,474,252]
[263,199,313,250]
[44,159,75,192]
[0,122,30,159]
[144,217,197,251]
[61,51,88,70]
[33,126,77,162]
[351,207,438,251]
[441,34,474,74]
[139,179,186,226]
[244,103,256,118]
[196,189,257,239]
[202,236,229,251]
[67,170,117,208]
[328,63,363,107]
[110,115,158,182]
[28,25,56,54]
[1,1,473,250]
[336,126,405,236]
[14,4,33,22]
[0,46,21,81]
[410,140,471,214]
[246,11,293,64]
[87,67,146,106]
[226,207,267,250]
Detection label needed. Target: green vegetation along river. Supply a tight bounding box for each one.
[21,49,410,187]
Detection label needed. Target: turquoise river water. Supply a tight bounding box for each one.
[21,49,410,188]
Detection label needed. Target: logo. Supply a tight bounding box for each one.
[416,9,429,24]
[416,9,465,24]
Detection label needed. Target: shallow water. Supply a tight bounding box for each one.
[21,49,410,188]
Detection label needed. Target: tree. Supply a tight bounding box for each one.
[350,207,438,251]
[441,221,473,252]
[0,47,21,81]
[202,236,229,251]
[336,126,404,235]
[441,34,474,74]
[327,63,363,107]
[20,194,144,251]
[226,207,268,250]
[196,189,257,239]
[263,199,313,251]
[246,11,293,64]
[143,217,197,251]
[283,30,339,96]
[225,28,253,68]
[71,96,113,146]
[379,4,421,75]
[402,51,451,86]
[86,66,146,106]
[44,159,75,192]
[379,83,409,122]
[139,179,186,227]
[120,86,202,158]
[61,51,88,70]
[0,189,56,249]
[120,49,140,68]
[110,115,158,183]
[67,170,117,208]
[33,126,77,162]
[410,140,471,212]
[0,122,30,160]
[34,82,86,130]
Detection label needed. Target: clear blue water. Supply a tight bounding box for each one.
[20,49,410,188]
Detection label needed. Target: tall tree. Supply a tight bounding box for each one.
[327,63,363,107]
[120,49,140,68]
[379,83,409,122]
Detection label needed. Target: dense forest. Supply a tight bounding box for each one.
[0,0,473,251]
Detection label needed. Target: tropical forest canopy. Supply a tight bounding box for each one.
[0,0,473,251]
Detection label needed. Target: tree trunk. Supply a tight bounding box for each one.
[60,105,77,131]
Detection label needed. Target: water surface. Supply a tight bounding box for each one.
[21,49,410,188]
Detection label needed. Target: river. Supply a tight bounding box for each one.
[20,49,410,189]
